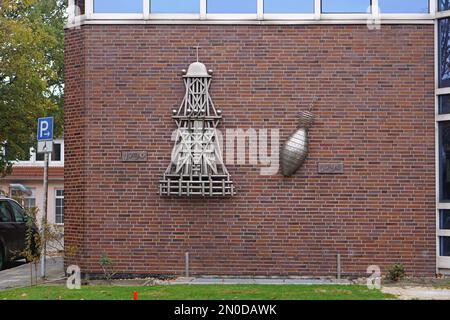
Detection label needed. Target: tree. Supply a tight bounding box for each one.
[0,0,65,177]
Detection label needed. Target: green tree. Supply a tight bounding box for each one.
[0,0,66,177]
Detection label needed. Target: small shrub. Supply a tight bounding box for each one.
[387,263,406,282]
[99,253,117,283]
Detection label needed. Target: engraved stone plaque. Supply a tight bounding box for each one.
[121,151,147,163]
[318,163,344,174]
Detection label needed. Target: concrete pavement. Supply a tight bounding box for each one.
[0,257,64,290]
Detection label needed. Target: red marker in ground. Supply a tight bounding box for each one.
[133,291,138,300]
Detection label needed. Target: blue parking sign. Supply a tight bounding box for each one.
[37,117,54,141]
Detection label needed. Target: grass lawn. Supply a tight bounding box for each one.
[0,284,395,300]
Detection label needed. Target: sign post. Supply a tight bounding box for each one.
[37,117,54,279]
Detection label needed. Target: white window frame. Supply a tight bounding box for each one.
[55,189,64,225]
[67,0,435,24]
[435,0,450,270]
[14,138,64,167]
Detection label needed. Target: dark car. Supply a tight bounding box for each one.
[0,196,39,270]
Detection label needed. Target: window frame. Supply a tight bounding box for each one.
[69,0,435,23]
[55,189,64,225]
[13,138,64,167]
[437,3,450,270]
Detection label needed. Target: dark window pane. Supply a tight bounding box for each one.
[207,0,257,13]
[439,18,450,88]
[441,210,450,230]
[36,152,44,161]
[151,0,200,13]
[440,122,450,201]
[440,0,450,11]
[94,0,143,13]
[52,143,61,162]
[378,0,429,13]
[0,202,13,223]
[9,201,25,223]
[440,95,450,114]
[321,0,370,13]
[75,0,85,15]
[264,0,314,13]
[441,237,450,256]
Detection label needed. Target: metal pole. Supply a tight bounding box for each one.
[40,152,49,278]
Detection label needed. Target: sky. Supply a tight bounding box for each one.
[93,0,430,15]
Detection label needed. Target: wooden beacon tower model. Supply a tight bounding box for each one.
[159,57,234,197]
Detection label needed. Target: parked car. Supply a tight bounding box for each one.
[0,196,39,270]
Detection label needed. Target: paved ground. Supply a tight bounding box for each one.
[381,286,450,300]
[0,257,64,290]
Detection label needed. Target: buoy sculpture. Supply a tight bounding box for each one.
[281,98,317,177]
[159,48,234,197]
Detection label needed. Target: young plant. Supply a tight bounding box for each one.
[387,263,406,282]
[99,253,117,283]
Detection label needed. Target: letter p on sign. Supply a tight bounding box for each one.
[37,117,54,141]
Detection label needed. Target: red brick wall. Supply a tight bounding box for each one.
[65,24,436,277]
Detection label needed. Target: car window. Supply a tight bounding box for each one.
[0,201,13,223]
[8,201,26,223]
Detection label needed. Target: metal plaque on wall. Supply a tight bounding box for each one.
[121,151,147,163]
[318,163,344,174]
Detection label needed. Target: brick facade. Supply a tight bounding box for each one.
[65,24,436,277]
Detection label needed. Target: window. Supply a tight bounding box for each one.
[94,0,143,13]
[440,210,450,230]
[440,0,450,12]
[321,0,371,13]
[52,142,62,162]
[0,202,13,223]
[439,122,450,201]
[55,189,64,224]
[441,237,450,256]
[74,0,85,15]
[9,201,26,223]
[150,0,200,14]
[439,18,450,88]
[378,0,429,14]
[207,0,257,14]
[11,188,36,210]
[439,95,450,115]
[264,0,314,14]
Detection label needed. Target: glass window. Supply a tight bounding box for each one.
[207,0,257,14]
[264,0,314,13]
[440,122,450,201]
[10,187,35,209]
[378,0,429,14]
[94,0,143,13]
[8,201,26,223]
[439,95,450,115]
[52,143,62,162]
[0,202,13,223]
[75,0,85,15]
[440,237,450,256]
[440,210,450,230]
[150,0,200,13]
[440,18,450,88]
[55,189,64,224]
[440,0,450,11]
[321,0,371,13]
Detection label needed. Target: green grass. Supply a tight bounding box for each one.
[0,285,395,300]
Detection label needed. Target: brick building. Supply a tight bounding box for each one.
[65,0,449,277]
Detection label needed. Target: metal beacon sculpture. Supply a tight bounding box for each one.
[159,54,234,197]
[280,98,317,177]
